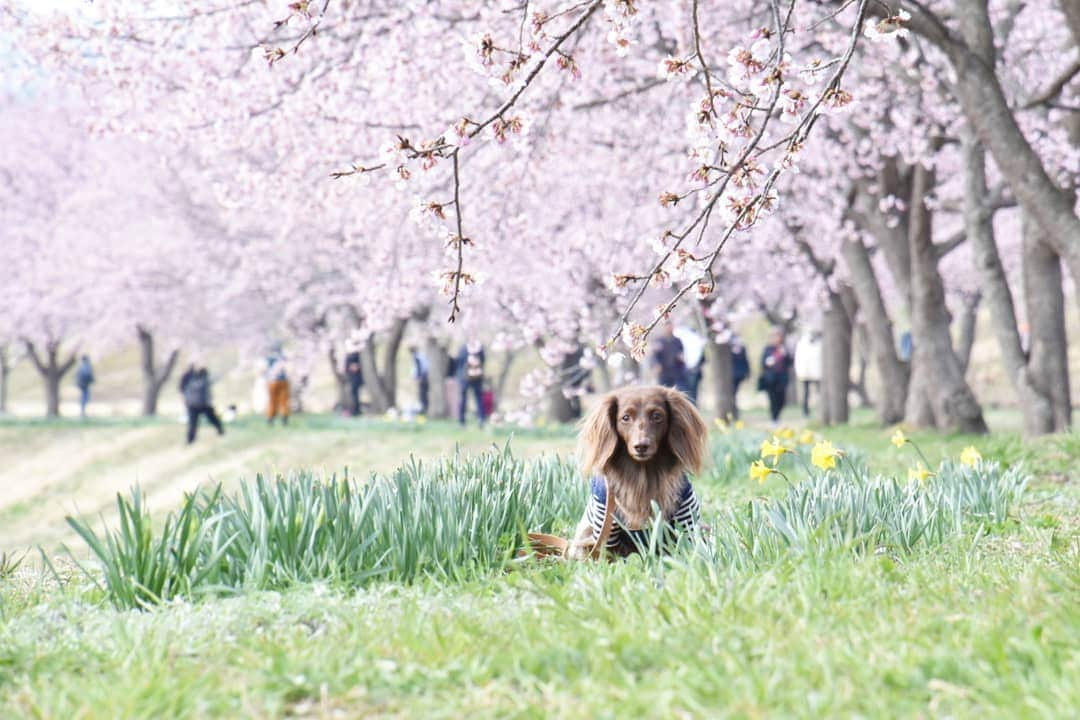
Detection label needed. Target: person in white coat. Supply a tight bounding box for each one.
[674,325,706,405]
[794,330,823,417]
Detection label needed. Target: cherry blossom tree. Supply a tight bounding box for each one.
[7,0,1075,434]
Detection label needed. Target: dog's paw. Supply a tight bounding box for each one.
[567,542,591,561]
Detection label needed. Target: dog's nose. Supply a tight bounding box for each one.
[633,443,651,455]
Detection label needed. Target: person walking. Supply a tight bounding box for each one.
[410,345,430,415]
[180,365,224,444]
[456,340,486,425]
[266,344,290,425]
[758,327,793,424]
[344,342,364,416]
[74,355,95,418]
[794,330,823,417]
[674,325,706,404]
[731,337,750,420]
[651,322,690,393]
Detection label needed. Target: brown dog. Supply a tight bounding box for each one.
[569,385,708,558]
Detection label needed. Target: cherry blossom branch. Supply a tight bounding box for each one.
[606,0,871,359]
[266,0,332,66]
[468,1,602,140]
[691,0,716,112]
[328,0,602,321]
[448,151,467,323]
[605,0,796,350]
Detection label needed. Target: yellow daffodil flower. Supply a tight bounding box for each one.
[890,429,908,448]
[749,460,772,484]
[811,440,843,471]
[417,415,427,425]
[799,429,816,445]
[714,418,729,433]
[778,427,795,440]
[908,464,934,483]
[960,446,981,467]
[760,436,789,466]
[734,420,745,430]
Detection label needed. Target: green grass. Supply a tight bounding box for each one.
[1,420,1078,718]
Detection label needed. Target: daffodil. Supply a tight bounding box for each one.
[778,427,796,441]
[890,429,908,448]
[811,440,843,470]
[760,436,789,466]
[799,429,816,445]
[908,464,934,483]
[749,460,772,484]
[417,415,427,426]
[734,420,745,430]
[714,417,730,433]
[960,446,981,467]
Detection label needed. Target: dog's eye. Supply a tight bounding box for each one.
[621,414,630,422]
[651,412,664,422]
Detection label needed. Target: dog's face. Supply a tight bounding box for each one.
[613,388,670,462]
[580,385,707,476]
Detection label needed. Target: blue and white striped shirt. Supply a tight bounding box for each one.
[586,475,700,551]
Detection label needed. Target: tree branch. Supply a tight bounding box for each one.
[933,229,967,259]
[1021,57,1080,110]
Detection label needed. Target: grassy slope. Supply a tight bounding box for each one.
[1,418,1078,718]
[0,417,577,554]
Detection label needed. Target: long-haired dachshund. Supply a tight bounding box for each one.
[570,385,708,558]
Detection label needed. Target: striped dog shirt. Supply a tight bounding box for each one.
[585,475,700,552]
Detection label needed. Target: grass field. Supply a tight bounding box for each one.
[1,412,1078,718]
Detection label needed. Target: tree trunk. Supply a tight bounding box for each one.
[964,134,1059,436]
[359,318,409,413]
[819,288,852,425]
[955,292,981,376]
[852,321,873,408]
[24,340,76,418]
[495,349,518,402]
[327,346,350,413]
[905,164,987,433]
[423,336,450,419]
[360,340,390,413]
[854,169,912,308]
[840,235,908,424]
[0,345,9,414]
[1024,217,1072,432]
[547,347,586,423]
[380,317,408,409]
[137,325,179,417]
[707,340,735,421]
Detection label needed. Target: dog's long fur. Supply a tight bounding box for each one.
[571,386,707,556]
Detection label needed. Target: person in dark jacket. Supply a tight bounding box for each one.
[75,355,94,418]
[731,338,750,419]
[758,327,793,423]
[456,341,486,425]
[180,365,224,444]
[344,342,364,416]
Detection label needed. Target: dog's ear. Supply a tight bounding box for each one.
[665,388,708,475]
[579,393,619,476]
